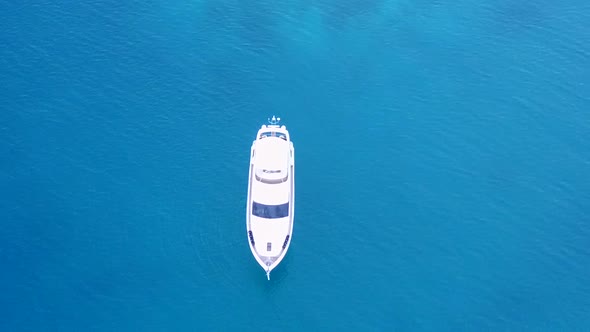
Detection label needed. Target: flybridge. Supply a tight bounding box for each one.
[259,132,287,140]
[256,116,290,141]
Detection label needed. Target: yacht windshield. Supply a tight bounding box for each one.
[252,201,289,219]
[256,173,288,184]
[259,132,287,140]
[255,168,288,184]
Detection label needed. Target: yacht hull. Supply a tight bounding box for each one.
[246,118,295,280]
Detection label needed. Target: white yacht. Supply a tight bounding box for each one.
[246,116,295,280]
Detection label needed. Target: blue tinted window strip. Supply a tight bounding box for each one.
[252,202,289,219]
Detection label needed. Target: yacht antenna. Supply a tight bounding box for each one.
[268,116,280,125]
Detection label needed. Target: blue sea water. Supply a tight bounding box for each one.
[1,0,590,330]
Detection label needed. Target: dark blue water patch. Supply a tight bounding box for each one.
[196,0,240,46]
[200,0,280,51]
[481,0,588,38]
[315,0,383,29]
[488,0,548,33]
[236,0,280,48]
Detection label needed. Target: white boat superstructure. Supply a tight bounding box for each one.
[246,116,295,280]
